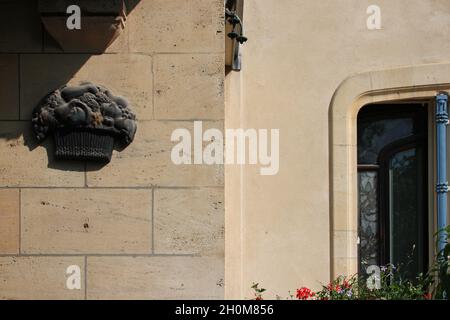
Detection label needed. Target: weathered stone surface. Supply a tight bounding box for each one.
[20,54,152,121]
[20,54,91,120]
[0,54,19,120]
[154,188,224,254]
[69,54,153,120]
[0,0,43,52]
[38,0,126,13]
[43,22,129,54]
[128,0,224,53]
[0,0,226,301]
[41,0,131,53]
[21,189,152,254]
[41,16,126,53]
[154,54,224,120]
[87,256,224,299]
[86,120,224,187]
[0,189,20,254]
[0,256,85,300]
[0,122,85,187]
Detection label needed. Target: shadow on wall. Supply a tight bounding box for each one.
[0,0,141,172]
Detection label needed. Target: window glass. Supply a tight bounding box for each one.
[358,171,379,271]
[389,148,422,278]
[357,104,428,279]
[358,117,413,164]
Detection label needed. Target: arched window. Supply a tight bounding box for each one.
[357,103,429,279]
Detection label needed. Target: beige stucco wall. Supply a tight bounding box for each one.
[226,0,450,299]
[0,0,225,299]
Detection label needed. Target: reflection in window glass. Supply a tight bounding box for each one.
[358,118,413,164]
[389,148,421,279]
[358,171,379,273]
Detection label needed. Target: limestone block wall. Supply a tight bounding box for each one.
[0,0,224,299]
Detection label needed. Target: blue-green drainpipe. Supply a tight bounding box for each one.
[436,93,448,253]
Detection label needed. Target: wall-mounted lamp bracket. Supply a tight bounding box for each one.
[225,0,246,71]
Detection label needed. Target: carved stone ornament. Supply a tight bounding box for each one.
[32,83,137,163]
[38,0,127,53]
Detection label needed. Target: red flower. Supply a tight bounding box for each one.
[296,287,315,300]
[342,279,351,289]
[326,278,351,293]
[327,283,340,292]
[423,293,432,300]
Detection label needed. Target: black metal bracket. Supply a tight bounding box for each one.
[225,7,247,44]
[225,0,246,71]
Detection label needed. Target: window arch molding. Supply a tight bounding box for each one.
[329,63,450,279]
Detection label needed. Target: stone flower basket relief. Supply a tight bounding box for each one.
[32,83,137,162]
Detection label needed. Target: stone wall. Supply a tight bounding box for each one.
[0,0,225,299]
